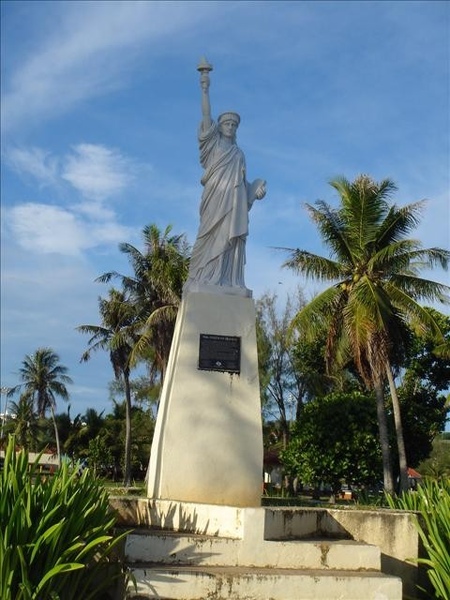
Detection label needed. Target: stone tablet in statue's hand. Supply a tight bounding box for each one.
[250,179,266,201]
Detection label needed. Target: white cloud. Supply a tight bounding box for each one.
[4,147,59,187]
[3,141,142,255]
[62,144,134,201]
[74,201,117,221]
[91,220,134,246]
[7,204,88,256]
[4,142,142,205]
[6,202,133,257]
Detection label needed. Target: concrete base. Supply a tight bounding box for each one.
[118,500,403,599]
[111,498,422,598]
[126,525,381,572]
[147,291,263,507]
[129,566,402,600]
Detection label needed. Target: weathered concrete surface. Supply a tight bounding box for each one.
[125,529,381,571]
[146,292,263,507]
[111,499,418,598]
[263,506,424,599]
[128,565,402,600]
[111,498,246,537]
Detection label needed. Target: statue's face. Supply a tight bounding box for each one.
[219,119,239,139]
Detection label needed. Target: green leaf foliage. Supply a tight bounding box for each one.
[0,435,131,600]
[386,478,450,599]
[8,347,73,419]
[282,174,450,494]
[281,391,382,493]
[418,436,450,478]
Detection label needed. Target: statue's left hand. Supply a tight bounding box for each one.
[248,179,266,202]
[254,179,266,200]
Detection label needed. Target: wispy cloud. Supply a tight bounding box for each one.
[1,1,219,135]
[7,203,90,256]
[4,142,140,200]
[5,200,135,257]
[62,144,135,201]
[3,141,140,255]
[5,147,59,188]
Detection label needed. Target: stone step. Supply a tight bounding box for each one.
[124,528,381,571]
[127,564,402,600]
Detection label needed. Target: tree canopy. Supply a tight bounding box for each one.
[283,175,450,492]
[281,391,382,494]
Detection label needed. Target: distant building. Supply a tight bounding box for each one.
[0,449,59,473]
[407,467,422,490]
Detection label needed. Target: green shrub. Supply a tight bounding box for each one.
[385,478,450,599]
[0,435,131,600]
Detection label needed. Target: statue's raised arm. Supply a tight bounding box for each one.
[184,58,266,297]
[197,57,213,131]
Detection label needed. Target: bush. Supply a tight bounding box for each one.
[385,478,450,599]
[0,435,131,600]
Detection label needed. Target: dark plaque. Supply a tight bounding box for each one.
[198,334,241,373]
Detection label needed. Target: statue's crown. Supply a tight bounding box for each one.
[218,112,241,125]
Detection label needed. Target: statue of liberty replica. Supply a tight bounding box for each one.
[185,58,266,294]
[147,59,265,508]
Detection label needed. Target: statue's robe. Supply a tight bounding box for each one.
[186,121,254,289]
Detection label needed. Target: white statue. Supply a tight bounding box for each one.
[184,58,266,294]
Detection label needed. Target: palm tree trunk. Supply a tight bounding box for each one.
[123,374,132,487]
[374,383,394,494]
[385,362,409,493]
[50,404,61,469]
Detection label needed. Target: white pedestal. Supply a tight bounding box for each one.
[147,290,263,507]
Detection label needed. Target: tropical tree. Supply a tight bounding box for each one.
[418,433,450,478]
[7,348,72,464]
[38,409,73,456]
[98,224,190,385]
[281,391,382,495]
[109,375,160,418]
[62,407,105,462]
[0,386,13,442]
[102,401,129,481]
[396,309,450,469]
[256,290,307,447]
[402,308,450,393]
[7,395,39,450]
[283,175,450,493]
[107,382,156,478]
[88,435,113,477]
[397,383,448,469]
[77,288,137,486]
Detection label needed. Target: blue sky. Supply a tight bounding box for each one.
[1,0,449,418]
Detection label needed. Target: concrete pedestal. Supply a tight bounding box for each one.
[147,290,263,507]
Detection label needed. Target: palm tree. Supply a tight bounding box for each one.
[77,288,137,486]
[283,175,449,493]
[7,395,39,450]
[98,224,190,385]
[0,386,13,442]
[8,348,72,464]
[64,407,105,462]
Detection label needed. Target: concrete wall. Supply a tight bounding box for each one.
[263,507,427,599]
